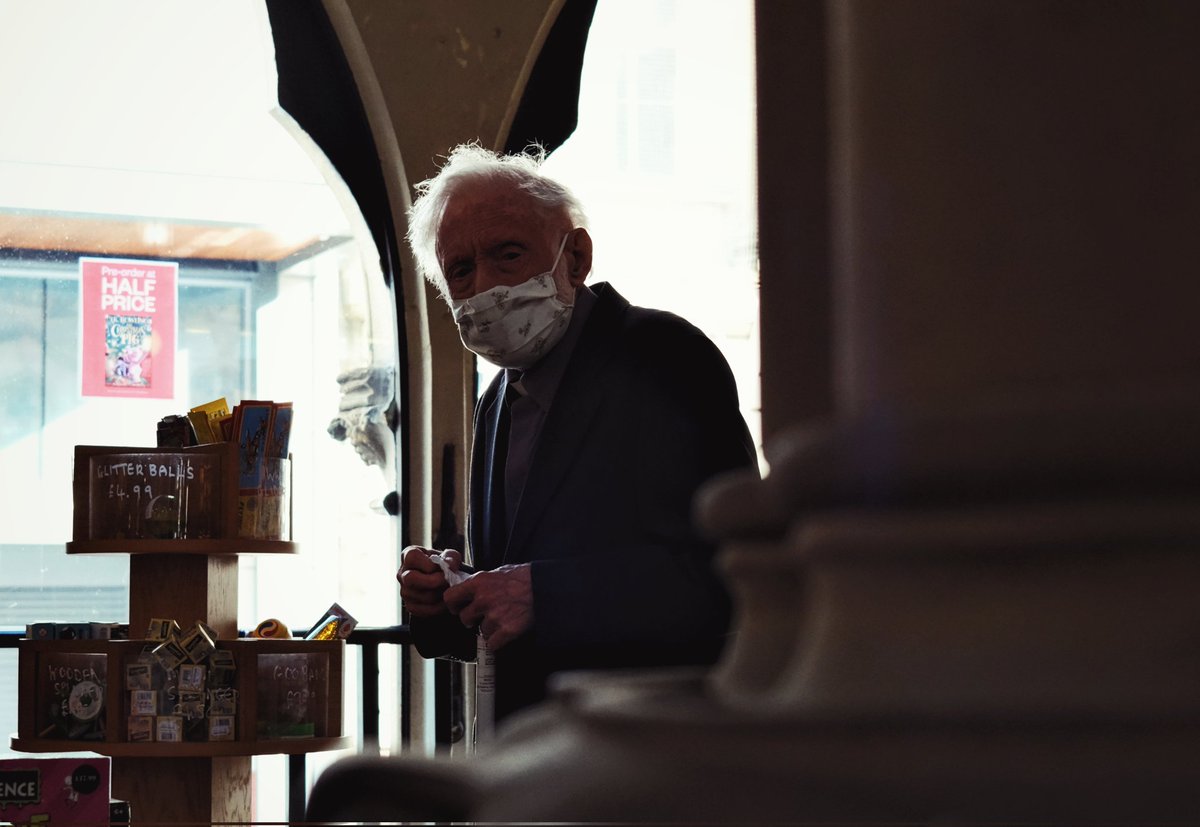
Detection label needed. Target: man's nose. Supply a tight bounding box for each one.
[472,260,504,295]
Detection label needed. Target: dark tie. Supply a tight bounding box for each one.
[504,381,537,531]
[486,382,518,563]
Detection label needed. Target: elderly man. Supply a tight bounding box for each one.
[397,143,757,723]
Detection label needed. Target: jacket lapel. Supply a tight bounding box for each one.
[468,374,505,569]
[504,284,629,562]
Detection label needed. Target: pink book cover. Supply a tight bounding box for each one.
[0,755,112,827]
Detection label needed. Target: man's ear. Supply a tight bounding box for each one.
[565,227,593,288]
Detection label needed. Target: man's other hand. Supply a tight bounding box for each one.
[397,546,463,618]
[444,563,533,649]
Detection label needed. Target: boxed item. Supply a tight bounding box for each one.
[0,754,111,827]
[33,651,107,741]
[72,439,292,541]
[109,798,132,824]
[24,621,129,641]
[156,715,183,743]
[73,443,236,540]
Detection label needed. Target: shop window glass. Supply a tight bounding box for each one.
[0,1,400,819]
[540,0,761,459]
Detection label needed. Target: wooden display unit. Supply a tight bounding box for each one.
[10,444,347,823]
[13,638,346,756]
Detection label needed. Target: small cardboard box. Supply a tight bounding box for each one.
[0,754,111,827]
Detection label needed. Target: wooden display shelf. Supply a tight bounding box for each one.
[15,638,345,756]
[9,442,324,822]
[67,538,298,555]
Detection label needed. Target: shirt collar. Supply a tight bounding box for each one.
[504,283,597,410]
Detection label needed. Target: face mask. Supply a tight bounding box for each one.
[451,234,574,369]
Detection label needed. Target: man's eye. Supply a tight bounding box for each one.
[499,249,522,262]
[447,264,472,280]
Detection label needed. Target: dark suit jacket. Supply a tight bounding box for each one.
[412,282,757,720]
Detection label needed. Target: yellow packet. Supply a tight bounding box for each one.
[189,397,230,442]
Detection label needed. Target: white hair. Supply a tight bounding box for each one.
[406,142,588,299]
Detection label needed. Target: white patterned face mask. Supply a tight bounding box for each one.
[450,234,573,369]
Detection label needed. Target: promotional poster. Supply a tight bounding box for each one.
[80,257,178,399]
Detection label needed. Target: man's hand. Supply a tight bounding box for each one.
[444,563,533,650]
[396,546,464,618]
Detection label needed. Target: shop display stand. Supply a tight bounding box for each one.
[11,445,349,823]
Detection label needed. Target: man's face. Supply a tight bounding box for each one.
[435,180,575,303]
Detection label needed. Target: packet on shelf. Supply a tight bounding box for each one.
[179,694,206,720]
[156,716,183,743]
[180,623,216,664]
[209,715,235,741]
[304,602,358,641]
[91,622,121,639]
[55,622,91,640]
[147,618,181,642]
[128,715,154,742]
[152,637,188,672]
[125,662,152,691]
[129,690,157,716]
[188,397,230,444]
[209,649,237,689]
[178,663,206,693]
